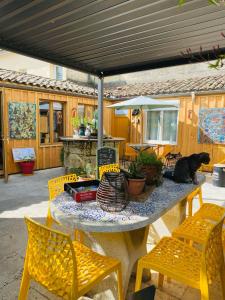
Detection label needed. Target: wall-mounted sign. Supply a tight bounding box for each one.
[12,148,36,162]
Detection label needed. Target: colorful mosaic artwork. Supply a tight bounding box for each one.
[198,108,225,144]
[8,102,36,139]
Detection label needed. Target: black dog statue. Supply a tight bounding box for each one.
[164,152,210,184]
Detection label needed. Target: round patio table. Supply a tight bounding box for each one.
[51,174,205,300]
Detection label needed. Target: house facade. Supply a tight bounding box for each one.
[0,69,113,179]
[108,74,225,167]
[0,67,225,179]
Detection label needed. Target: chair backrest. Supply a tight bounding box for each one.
[99,163,120,179]
[161,145,173,158]
[125,143,137,156]
[200,215,225,300]
[24,217,77,299]
[48,174,78,201]
[187,187,201,202]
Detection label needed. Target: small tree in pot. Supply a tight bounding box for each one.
[137,152,163,186]
[124,161,146,196]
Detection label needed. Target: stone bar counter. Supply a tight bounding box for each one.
[60,136,124,175]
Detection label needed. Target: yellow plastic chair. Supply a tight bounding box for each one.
[194,202,225,221]
[124,143,137,161]
[172,203,225,249]
[47,174,83,241]
[99,163,120,180]
[199,158,225,173]
[19,217,123,300]
[158,145,173,160]
[186,186,203,217]
[47,174,78,227]
[135,216,225,300]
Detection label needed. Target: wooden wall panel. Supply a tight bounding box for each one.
[5,88,37,174]
[113,94,225,165]
[3,87,115,174]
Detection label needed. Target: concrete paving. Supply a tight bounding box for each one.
[0,169,224,300]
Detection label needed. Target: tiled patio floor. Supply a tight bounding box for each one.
[0,168,224,300]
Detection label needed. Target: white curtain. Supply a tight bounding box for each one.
[146,110,178,143]
[162,111,177,143]
[146,111,160,140]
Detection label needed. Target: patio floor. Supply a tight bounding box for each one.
[0,168,224,300]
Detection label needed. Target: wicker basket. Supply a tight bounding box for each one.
[96,172,129,212]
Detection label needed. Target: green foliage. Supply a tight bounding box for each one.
[208,54,225,69]
[179,0,222,5]
[128,161,145,179]
[71,116,81,129]
[137,151,163,167]
[69,167,86,176]
[69,163,95,177]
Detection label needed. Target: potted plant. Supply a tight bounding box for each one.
[125,161,146,195]
[137,152,163,186]
[18,159,35,176]
[71,115,81,137]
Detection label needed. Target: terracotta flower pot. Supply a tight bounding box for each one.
[127,178,146,196]
[19,161,35,176]
[140,165,162,185]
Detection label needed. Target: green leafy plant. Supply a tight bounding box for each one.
[69,167,86,176]
[179,0,223,5]
[127,161,145,179]
[137,152,163,167]
[71,116,81,129]
[179,0,225,70]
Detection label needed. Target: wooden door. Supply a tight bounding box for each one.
[114,115,130,158]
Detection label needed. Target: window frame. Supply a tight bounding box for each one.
[39,99,66,146]
[144,108,179,145]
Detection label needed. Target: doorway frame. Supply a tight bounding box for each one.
[0,88,8,182]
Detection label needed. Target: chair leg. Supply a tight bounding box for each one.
[74,230,84,243]
[46,209,54,227]
[18,259,30,300]
[188,198,193,217]
[198,188,203,207]
[116,264,124,300]
[158,273,164,288]
[135,261,144,292]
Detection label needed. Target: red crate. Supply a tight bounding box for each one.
[64,180,99,202]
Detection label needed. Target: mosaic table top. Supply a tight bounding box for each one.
[51,174,205,233]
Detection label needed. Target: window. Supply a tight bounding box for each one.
[55,66,63,80]
[115,109,128,116]
[144,109,178,144]
[77,104,97,120]
[39,100,64,144]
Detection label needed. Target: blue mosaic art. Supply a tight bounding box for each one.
[198,108,225,144]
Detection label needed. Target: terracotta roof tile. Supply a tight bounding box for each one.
[0,68,97,96]
[106,73,225,98]
[1,68,225,99]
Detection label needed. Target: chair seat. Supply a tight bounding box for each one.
[74,241,120,296]
[194,203,225,221]
[139,237,201,289]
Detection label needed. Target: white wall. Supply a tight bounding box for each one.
[0,51,67,80]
